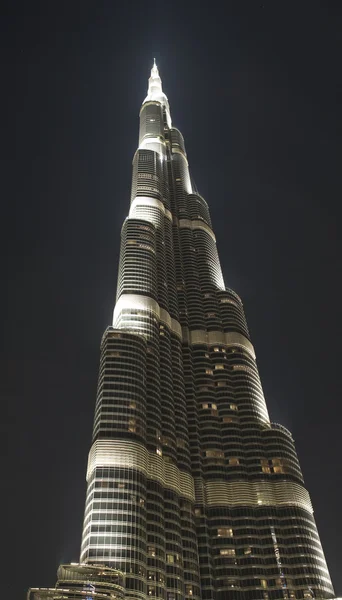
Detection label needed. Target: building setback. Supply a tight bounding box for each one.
[29,63,334,600]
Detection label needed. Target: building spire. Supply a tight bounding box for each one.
[143,59,172,127]
[151,58,159,78]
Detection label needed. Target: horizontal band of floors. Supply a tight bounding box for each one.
[87,439,195,501]
[86,441,312,514]
[129,196,215,239]
[194,478,313,514]
[113,293,255,357]
[203,581,333,592]
[28,589,125,600]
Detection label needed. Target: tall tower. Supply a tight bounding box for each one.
[29,63,334,600]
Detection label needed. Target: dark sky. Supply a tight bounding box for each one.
[2,1,341,597]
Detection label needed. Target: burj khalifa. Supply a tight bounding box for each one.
[28,62,334,600]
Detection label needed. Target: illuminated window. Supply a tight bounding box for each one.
[213,347,220,352]
[205,368,213,375]
[261,459,271,473]
[233,364,250,372]
[230,403,238,411]
[220,548,235,556]
[272,458,285,474]
[229,457,240,466]
[129,401,136,409]
[215,364,224,370]
[148,546,156,557]
[166,554,174,563]
[128,418,136,432]
[261,579,268,589]
[156,447,162,456]
[186,585,193,596]
[206,450,224,458]
[217,528,233,537]
[244,546,252,555]
[195,508,201,516]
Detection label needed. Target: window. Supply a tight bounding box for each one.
[273,466,285,474]
[261,579,268,589]
[156,447,162,456]
[230,403,238,411]
[229,458,240,466]
[205,368,213,375]
[206,450,224,458]
[220,548,235,556]
[186,585,193,596]
[217,528,233,537]
[213,347,220,352]
[202,402,217,410]
[272,458,285,474]
[215,364,224,370]
[166,554,174,563]
[220,297,238,306]
[148,546,156,557]
[244,547,252,555]
[128,418,136,432]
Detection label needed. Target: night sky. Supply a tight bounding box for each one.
[2,1,341,597]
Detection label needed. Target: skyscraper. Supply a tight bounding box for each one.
[28,62,334,600]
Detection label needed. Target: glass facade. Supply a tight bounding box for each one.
[28,62,334,600]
